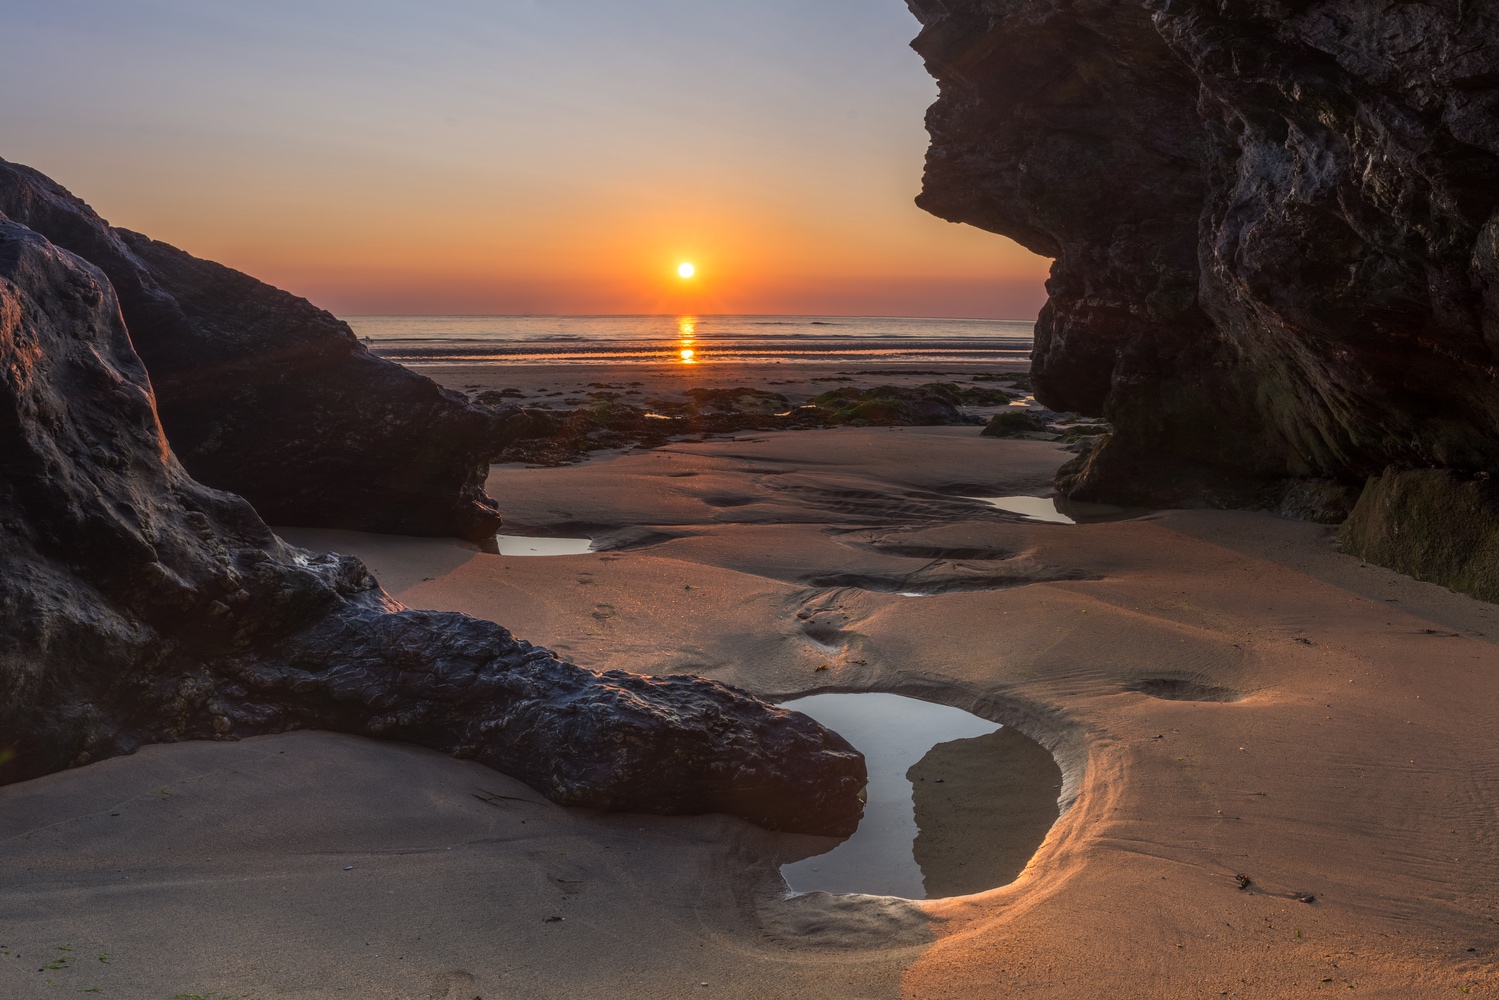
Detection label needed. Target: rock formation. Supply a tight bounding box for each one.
[1340,467,1499,603]
[0,217,866,835]
[0,158,510,542]
[910,1,1499,512]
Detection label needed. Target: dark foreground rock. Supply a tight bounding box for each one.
[909,2,1499,509]
[0,218,866,835]
[1340,469,1499,604]
[0,157,511,543]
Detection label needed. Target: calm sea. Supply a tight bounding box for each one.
[344,315,1034,367]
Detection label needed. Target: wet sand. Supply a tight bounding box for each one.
[3,361,1498,997]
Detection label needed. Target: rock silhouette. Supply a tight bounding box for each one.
[0,217,866,835]
[0,157,509,542]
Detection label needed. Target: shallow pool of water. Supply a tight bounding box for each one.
[779,692,1061,899]
[492,535,593,556]
[966,495,1145,525]
[968,495,1077,524]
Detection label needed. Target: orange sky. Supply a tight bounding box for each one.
[2,0,1050,319]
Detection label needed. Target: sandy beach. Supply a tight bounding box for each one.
[3,359,1498,998]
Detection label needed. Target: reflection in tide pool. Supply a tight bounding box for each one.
[779,692,1061,899]
[492,535,593,556]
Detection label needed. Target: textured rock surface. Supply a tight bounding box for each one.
[0,158,509,542]
[0,218,866,835]
[910,1,1499,507]
[1340,468,1499,603]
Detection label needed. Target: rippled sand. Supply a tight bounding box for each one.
[3,369,1496,996]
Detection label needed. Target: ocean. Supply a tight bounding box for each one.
[344,315,1035,367]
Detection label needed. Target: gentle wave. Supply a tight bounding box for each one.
[373,340,1032,367]
[344,314,1034,342]
[345,315,1035,367]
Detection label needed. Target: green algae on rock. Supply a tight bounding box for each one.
[1340,469,1499,604]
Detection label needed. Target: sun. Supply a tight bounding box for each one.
[677,262,695,279]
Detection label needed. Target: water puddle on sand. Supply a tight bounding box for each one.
[966,495,1145,525]
[491,535,593,556]
[778,692,1061,899]
[968,495,1077,524]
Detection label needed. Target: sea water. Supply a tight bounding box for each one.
[344,314,1034,367]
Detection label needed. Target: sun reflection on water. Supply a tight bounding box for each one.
[678,316,697,364]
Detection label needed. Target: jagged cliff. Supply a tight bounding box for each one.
[0,158,512,542]
[0,216,866,834]
[910,0,1499,514]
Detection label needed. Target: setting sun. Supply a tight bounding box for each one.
[677,262,695,279]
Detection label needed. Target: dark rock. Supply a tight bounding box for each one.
[811,385,967,426]
[0,218,866,835]
[1340,468,1499,603]
[684,387,792,413]
[496,382,988,465]
[1059,424,1109,445]
[0,157,504,542]
[475,388,526,404]
[909,1,1499,507]
[981,411,1049,438]
[1277,478,1361,525]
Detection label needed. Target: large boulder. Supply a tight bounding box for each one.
[1340,468,1499,604]
[0,217,866,835]
[0,157,507,542]
[909,1,1499,508]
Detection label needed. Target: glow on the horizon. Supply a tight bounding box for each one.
[677,262,695,279]
[0,1,1053,317]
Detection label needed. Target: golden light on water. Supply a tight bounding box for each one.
[677,262,696,279]
[680,348,696,362]
[678,315,697,364]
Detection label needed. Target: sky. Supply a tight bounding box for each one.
[0,0,1049,318]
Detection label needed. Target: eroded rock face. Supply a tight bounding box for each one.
[910,1,1499,507]
[0,218,866,835]
[0,158,508,542]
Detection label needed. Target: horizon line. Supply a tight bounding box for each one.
[338,312,1039,323]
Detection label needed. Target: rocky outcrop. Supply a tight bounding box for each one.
[0,158,509,542]
[0,217,866,835]
[910,1,1499,509]
[1340,468,1499,603]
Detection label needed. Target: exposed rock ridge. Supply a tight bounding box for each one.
[0,158,508,542]
[0,217,866,835]
[910,0,1499,508]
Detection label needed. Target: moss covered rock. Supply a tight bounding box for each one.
[981,411,1049,438]
[1339,469,1499,603]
